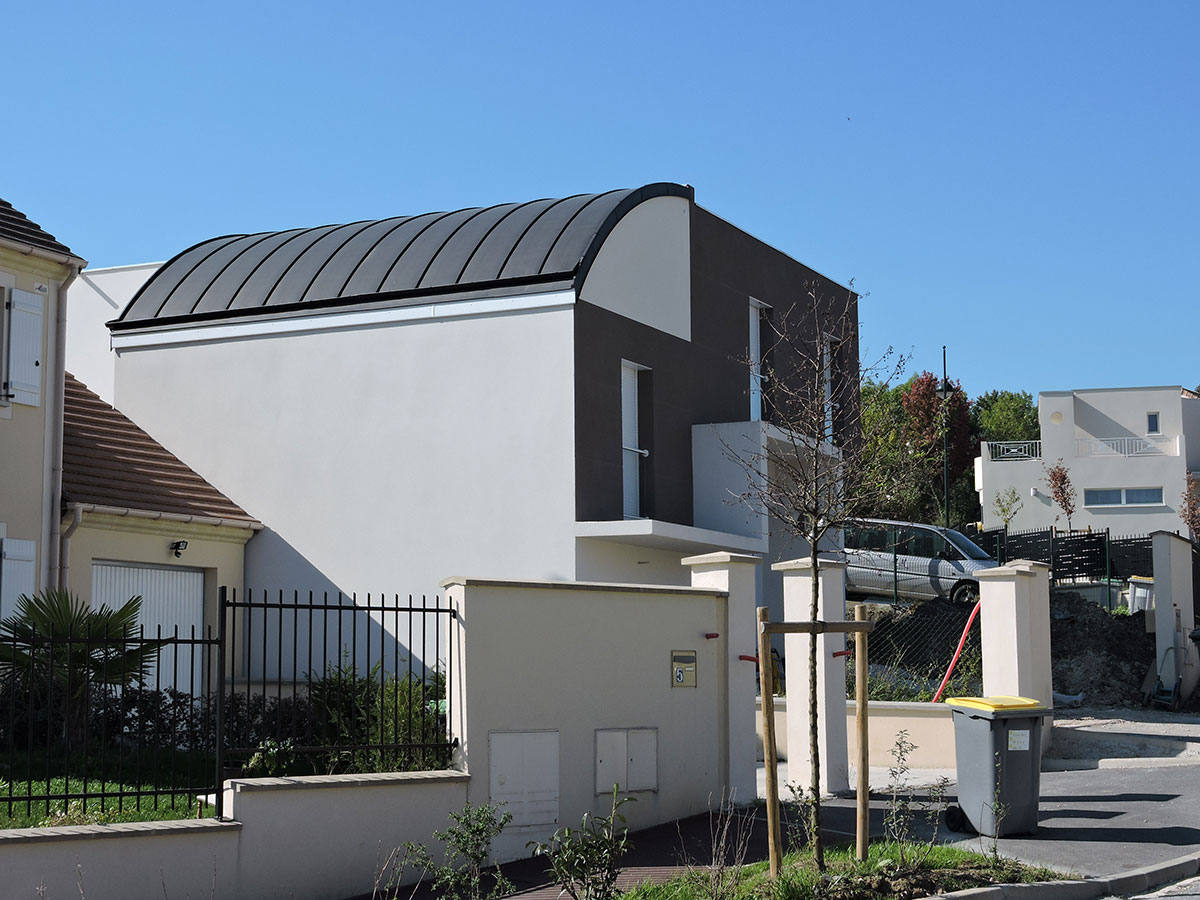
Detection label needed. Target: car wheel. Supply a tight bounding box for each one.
[950,581,979,604]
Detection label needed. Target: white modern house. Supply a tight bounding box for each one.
[104,184,860,624]
[976,385,1200,536]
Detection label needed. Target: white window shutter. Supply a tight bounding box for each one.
[8,290,44,407]
[0,539,37,618]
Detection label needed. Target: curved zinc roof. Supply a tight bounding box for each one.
[114,183,693,330]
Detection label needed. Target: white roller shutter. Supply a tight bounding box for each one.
[7,289,43,407]
[91,562,204,691]
[0,538,37,618]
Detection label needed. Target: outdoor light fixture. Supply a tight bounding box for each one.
[170,540,188,558]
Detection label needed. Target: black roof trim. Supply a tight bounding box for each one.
[110,272,575,333]
[115,184,693,329]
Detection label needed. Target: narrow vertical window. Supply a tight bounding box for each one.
[621,362,650,518]
[1147,412,1160,434]
[749,300,767,422]
[821,333,834,441]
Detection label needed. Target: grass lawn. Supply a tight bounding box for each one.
[623,841,1070,900]
[0,773,210,828]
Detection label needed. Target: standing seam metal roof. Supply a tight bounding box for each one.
[114,184,693,330]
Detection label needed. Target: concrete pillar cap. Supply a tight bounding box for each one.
[681,551,762,567]
[771,555,847,572]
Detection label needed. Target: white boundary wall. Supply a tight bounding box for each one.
[0,771,468,900]
[0,565,758,899]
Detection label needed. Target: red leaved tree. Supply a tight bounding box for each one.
[899,372,975,524]
[1042,458,1076,531]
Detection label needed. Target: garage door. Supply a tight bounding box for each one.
[91,562,204,691]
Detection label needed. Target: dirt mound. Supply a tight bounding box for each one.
[1050,590,1154,707]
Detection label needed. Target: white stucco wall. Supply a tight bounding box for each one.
[65,263,159,405]
[112,299,578,602]
[577,195,691,341]
[444,577,737,862]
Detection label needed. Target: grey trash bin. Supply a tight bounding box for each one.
[944,696,1050,836]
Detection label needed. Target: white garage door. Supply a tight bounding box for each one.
[91,562,204,691]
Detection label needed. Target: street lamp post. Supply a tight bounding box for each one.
[936,345,951,531]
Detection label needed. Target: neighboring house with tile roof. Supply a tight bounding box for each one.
[0,196,86,611]
[1,196,260,649]
[59,373,260,638]
[107,183,859,627]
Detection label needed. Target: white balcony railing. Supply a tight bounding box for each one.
[987,440,1042,461]
[1075,434,1178,458]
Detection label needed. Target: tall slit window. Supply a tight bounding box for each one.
[821,333,834,441]
[749,299,769,422]
[621,362,650,519]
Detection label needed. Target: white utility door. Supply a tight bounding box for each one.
[91,562,205,691]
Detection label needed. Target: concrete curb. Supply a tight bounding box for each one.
[925,850,1200,900]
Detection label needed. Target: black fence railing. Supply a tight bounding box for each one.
[0,590,454,827]
[964,525,1156,583]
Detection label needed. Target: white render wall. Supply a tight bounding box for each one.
[65,263,159,404]
[112,301,578,601]
[979,386,1192,535]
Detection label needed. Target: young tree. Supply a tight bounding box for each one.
[992,485,1024,530]
[1042,459,1076,531]
[725,281,912,871]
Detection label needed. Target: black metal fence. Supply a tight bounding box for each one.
[0,590,454,827]
[965,525,1156,583]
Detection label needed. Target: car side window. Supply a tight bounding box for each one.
[908,528,937,558]
[864,527,889,551]
[844,525,863,550]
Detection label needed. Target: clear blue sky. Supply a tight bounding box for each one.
[5,1,1196,400]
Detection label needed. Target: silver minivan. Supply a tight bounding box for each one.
[843,518,998,604]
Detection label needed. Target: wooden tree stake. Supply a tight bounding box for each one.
[758,605,783,878]
[855,603,870,861]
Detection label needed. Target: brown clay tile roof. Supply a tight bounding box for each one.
[62,373,258,524]
[0,198,81,260]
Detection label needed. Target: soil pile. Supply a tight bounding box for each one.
[1050,590,1154,706]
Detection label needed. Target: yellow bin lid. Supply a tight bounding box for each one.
[946,695,1043,712]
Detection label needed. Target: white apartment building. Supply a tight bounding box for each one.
[976,385,1200,536]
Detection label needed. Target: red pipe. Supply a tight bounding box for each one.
[705,633,720,639]
[932,599,982,704]
[832,649,852,659]
[739,654,758,662]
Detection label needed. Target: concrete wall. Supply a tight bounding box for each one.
[444,576,741,861]
[113,300,579,601]
[578,195,691,341]
[0,771,468,900]
[757,700,957,771]
[65,262,159,405]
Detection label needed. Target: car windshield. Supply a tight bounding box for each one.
[944,529,994,561]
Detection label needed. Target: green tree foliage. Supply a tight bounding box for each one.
[0,590,164,749]
[972,390,1039,443]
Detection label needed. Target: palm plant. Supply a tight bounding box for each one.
[0,589,165,750]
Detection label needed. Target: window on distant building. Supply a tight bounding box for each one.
[1083,487,1164,507]
[621,362,651,519]
[748,299,770,422]
[1147,412,1160,434]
